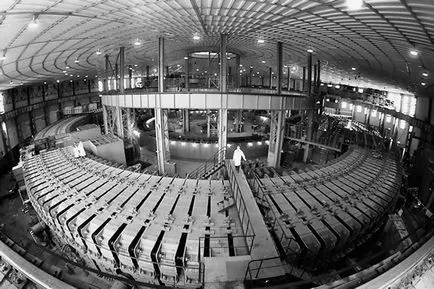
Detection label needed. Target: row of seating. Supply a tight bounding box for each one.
[253,147,401,263]
[23,147,247,287]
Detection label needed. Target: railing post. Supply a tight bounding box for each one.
[255,260,264,279]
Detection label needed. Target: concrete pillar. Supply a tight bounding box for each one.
[29,111,36,137]
[155,108,170,174]
[268,67,272,88]
[307,52,312,96]
[276,42,283,95]
[267,100,286,167]
[115,62,118,91]
[208,50,211,88]
[235,55,241,88]
[220,34,228,92]
[316,60,321,91]
[119,47,125,94]
[313,64,317,92]
[102,105,108,134]
[218,109,228,162]
[185,55,190,91]
[303,110,314,163]
[249,66,253,87]
[302,67,306,91]
[104,55,110,91]
[128,65,132,89]
[158,37,165,92]
[146,65,150,86]
[286,67,290,91]
[0,121,10,153]
[207,110,211,138]
[183,109,190,133]
[125,108,132,141]
[116,106,123,137]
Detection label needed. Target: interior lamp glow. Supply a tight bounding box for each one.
[257,39,265,44]
[134,39,141,46]
[28,15,39,28]
[96,49,102,55]
[346,0,363,10]
[193,34,201,41]
[422,72,428,77]
[409,49,419,57]
[307,48,314,53]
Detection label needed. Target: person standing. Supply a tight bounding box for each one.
[233,145,246,172]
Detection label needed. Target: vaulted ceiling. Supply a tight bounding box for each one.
[1,0,434,94]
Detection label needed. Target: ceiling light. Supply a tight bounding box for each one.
[351,67,356,70]
[346,0,363,11]
[65,66,70,69]
[257,39,265,44]
[134,64,138,67]
[56,80,60,83]
[134,39,142,46]
[409,49,419,57]
[28,14,39,28]
[74,58,79,63]
[421,82,426,86]
[193,33,201,41]
[96,49,102,55]
[422,72,428,77]
[261,60,266,63]
[184,56,188,60]
[307,48,314,53]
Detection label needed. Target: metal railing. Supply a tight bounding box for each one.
[187,147,226,179]
[198,235,255,258]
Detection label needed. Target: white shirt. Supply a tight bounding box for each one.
[233,148,246,166]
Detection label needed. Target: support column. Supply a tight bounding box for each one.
[146,65,150,87]
[29,111,36,137]
[286,67,290,91]
[115,63,118,91]
[313,64,317,92]
[0,121,10,154]
[158,37,165,92]
[104,55,110,91]
[128,65,132,89]
[102,105,108,134]
[183,109,190,133]
[155,108,170,174]
[125,108,133,141]
[303,110,314,163]
[235,55,241,88]
[302,67,306,91]
[207,110,211,138]
[316,60,321,91]
[218,109,228,162]
[220,34,228,92]
[119,47,125,94]
[208,50,211,88]
[249,66,253,87]
[276,41,283,95]
[268,67,272,88]
[307,52,313,96]
[267,99,286,167]
[116,106,123,137]
[185,55,190,91]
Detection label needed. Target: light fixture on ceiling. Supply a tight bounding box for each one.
[421,82,426,86]
[193,33,201,41]
[96,49,102,55]
[28,14,39,28]
[74,58,79,63]
[257,39,265,44]
[422,72,429,77]
[307,48,314,53]
[65,66,70,69]
[351,67,356,70]
[184,56,188,60]
[409,48,419,57]
[261,60,266,63]
[346,0,363,11]
[56,80,60,83]
[134,39,142,46]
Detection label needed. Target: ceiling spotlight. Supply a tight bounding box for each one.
[351,67,356,70]
[346,0,363,11]
[193,33,201,41]
[134,39,142,46]
[184,56,188,60]
[257,39,265,44]
[65,66,70,69]
[421,82,426,86]
[28,14,39,28]
[261,60,266,63]
[56,80,60,83]
[307,48,314,53]
[74,58,79,63]
[96,49,102,55]
[409,49,419,57]
[422,72,428,77]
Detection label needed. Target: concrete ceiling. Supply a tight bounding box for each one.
[0,0,433,94]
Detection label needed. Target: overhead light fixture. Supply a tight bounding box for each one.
[351,67,356,70]
[96,49,102,55]
[261,60,266,63]
[65,66,70,69]
[346,0,363,11]
[134,39,142,46]
[257,39,265,44]
[307,48,314,53]
[422,72,428,77]
[74,58,79,63]
[193,33,201,41]
[184,56,188,60]
[409,48,419,57]
[28,14,39,28]
[56,80,60,83]
[421,82,426,86]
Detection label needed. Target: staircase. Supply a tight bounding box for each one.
[187,148,226,179]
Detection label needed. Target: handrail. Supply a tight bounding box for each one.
[187,147,226,179]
